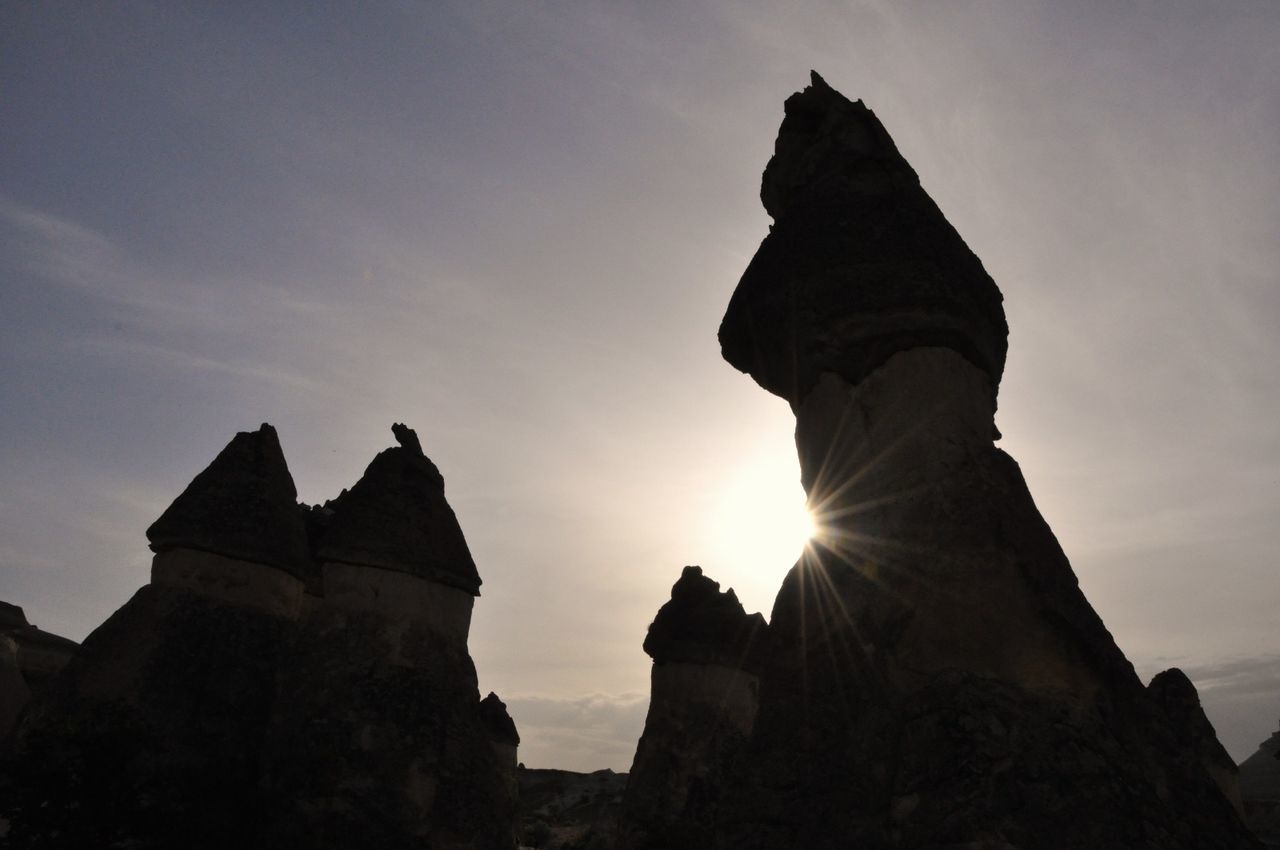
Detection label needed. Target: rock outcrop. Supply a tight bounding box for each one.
[1147,667,1245,815]
[0,600,78,696]
[1240,720,1280,846]
[620,566,766,850]
[0,424,518,849]
[0,602,78,741]
[629,71,1257,849]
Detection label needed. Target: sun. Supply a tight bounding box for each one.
[703,449,816,607]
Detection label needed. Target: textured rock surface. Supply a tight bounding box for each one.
[681,72,1258,849]
[621,567,766,850]
[0,424,516,849]
[146,423,310,577]
[719,71,1007,412]
[258,609,515,850]
[318,423,481,594]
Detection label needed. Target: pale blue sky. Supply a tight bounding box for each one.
[2,1,1278,770]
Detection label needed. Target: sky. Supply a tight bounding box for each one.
[1,1,1278,772]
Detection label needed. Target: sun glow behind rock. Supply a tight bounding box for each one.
[702,447,814,616]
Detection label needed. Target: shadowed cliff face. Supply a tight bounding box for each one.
[693,72,1259,849]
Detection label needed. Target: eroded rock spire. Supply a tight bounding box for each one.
[719,70,1007,412]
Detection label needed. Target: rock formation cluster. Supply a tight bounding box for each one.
[0,423,518,849]
[621,72,1261,849]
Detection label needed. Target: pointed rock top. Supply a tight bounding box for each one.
[392,422,424,456]
[316,424,480,594]
[643,566,766,669]
[479,692,520,746]
[760,70,914,222]
[720,72,1008,407]
[146,423,310,576]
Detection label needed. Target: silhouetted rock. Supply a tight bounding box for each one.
[621,567,766,850]
[625,71,1261,849]
[480,691,520,747]
[0,601,26,631]
[1240,719,1280,846]
[318,433,481,594]
[1148,667,1244,814]
[1,423,517,849]
[518,767,626,850]
[641,566,766,669]
[146,423,310,576]
[719,70,1007,412]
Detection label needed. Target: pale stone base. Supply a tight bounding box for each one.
[151,548,304,618]
[321,562,473,643]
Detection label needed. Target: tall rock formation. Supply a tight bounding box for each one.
[620,567,766,849]
[259,425,512,850]
[0,424,518,849]
[637,71,1257,849]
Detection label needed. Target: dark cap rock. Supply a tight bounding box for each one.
[146,424,310,576]
[719,70,1008,407]
[479,691,520,747]
[643,566,766,669]
[317,424,481,594]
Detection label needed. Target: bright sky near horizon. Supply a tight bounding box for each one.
[2,2,1278,772]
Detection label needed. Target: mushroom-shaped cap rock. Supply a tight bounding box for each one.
[317,424,481,594]
[146,424,310,576]
[643,566,766,670]
[719,71,1008,407]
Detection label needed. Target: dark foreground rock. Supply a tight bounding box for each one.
[620,567,766,850]
[0,424,517,849]
[518,767,626,850]
[1240,719,1280,846]
[627,72,1260,850]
